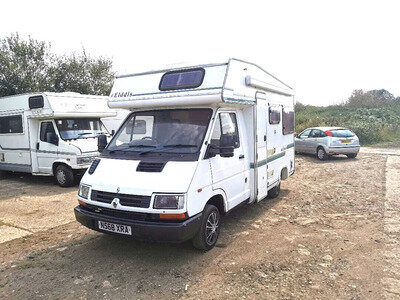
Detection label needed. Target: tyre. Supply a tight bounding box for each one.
[316,147,327,161]
[192,204,221,251]
[346,153,358,159]
[55,165,75,187]
[267,182,281,199]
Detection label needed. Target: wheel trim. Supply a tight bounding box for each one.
[57,170,66,184]
[318,149,324,159]
[205,211,219,246]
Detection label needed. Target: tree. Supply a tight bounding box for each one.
[0,33,115,97]
[0,34,54,96]
[344,89,396,107]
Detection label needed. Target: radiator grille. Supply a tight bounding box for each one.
[91,190,151,208]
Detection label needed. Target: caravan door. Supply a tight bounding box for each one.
[255,92,268,201]
[209,112,247,210]
[36,121,59,174]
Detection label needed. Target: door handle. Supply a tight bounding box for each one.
[36,142,40,150]
[239,154,245,159]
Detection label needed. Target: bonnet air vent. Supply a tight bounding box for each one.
[136,161,166,173]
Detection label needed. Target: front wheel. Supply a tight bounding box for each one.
[55,165,75,187]
[192,204,221,251]
[317,147,328,161]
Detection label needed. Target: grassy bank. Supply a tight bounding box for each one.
[295,104,400,145]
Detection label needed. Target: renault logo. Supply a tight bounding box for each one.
[111,198,120,208]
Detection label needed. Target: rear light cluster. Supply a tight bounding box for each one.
[88,159,100,175]
[325,130,333,136]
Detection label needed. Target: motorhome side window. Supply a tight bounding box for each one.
[210,113,240,148]
[0,115,23,134]
[40,122,56,143]
[282,108,295,135]
[269,107,281,124]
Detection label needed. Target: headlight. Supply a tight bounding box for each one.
[78,184,91,199]
[77,156,96,165]
[153,194,185,209]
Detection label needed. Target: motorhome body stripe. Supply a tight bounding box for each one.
[250,151,286,168]
[224,97,255,104]
[286,143,294,149]
[110,87,223,99]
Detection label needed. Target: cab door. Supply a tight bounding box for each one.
[209,112,247,210]
[36,121,59,174]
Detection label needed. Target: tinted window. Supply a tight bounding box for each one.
[159,68,205,91]
[29,95,44,109]
[0,115,23,134]
[282,108,294,135]
[40,122,56,143]
[210,113,240,149]
[269,107,281,124]
[330,129,354,138]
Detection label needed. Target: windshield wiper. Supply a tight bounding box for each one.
[129,144,157,148]
[163,144,197,148]
[78,132,93,136]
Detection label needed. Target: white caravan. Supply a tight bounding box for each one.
[75,59,295,250]
[0,92,115,187]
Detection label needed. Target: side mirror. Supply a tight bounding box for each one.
[98,134,108,152]
[219,134,234,158]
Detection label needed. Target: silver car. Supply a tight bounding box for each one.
[295,127,360,160]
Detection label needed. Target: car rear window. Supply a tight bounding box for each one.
[330,129,354,138]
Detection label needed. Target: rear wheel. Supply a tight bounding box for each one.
[55,165,75,187]
[192,204,220,251]
[317,147,328,160]
[346,153,358,159]
[267,182,281,199]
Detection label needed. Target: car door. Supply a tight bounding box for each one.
[209,112,247,210]
[306,129,320,153]
[295,129,311,153]
[36,121,59,174]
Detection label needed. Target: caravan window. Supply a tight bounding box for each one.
[269,107,281,125]
[0,115,23,134]
[282,108,295,135]
[159,68,205,91]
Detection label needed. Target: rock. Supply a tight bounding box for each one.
[322,255,333,261]
[102,280,112,288]
[298,248,311,256]
[74,279,84,285]
[57,247,68,252]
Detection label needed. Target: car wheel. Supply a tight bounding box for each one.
[317,147,327,161]
[55,165,75,187]
[346,153,358,159]
[192,204,221,251]
[267,182,281,199]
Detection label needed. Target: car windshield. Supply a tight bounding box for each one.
[107,109,212,154]
[331,129,355,138]
[55,118,108,140]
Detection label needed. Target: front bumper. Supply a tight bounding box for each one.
[326,146,360,155]
[74,205,202,243]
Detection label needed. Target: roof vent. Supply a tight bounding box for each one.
[136,161,166,173]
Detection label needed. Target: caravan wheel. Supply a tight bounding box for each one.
[267,182,281,199]
[55,165,75,187]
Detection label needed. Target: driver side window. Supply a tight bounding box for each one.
[40,122,56,144]
[210,113,240,149]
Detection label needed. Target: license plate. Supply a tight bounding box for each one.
[341,140,351,143]
[98,221,132,235]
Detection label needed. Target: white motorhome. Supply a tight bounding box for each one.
[75,59,295,250]
[0,92,116,187]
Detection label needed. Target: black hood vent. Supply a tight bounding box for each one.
[136,161,166,172]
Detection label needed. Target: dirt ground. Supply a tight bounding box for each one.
[0,148,399,299]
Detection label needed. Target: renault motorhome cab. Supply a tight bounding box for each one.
[0,92,116,187]
[75,59,295,250]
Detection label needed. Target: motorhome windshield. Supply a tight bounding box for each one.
[55,118,108,140]
[107,109,212,154]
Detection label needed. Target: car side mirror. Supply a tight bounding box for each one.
[219,134,234,158]
[111,129,115,136]
[98,134,108,152]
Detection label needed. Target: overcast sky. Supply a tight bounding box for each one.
[1,0,399,105]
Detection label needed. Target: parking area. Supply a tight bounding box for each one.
[0,149,399,299]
